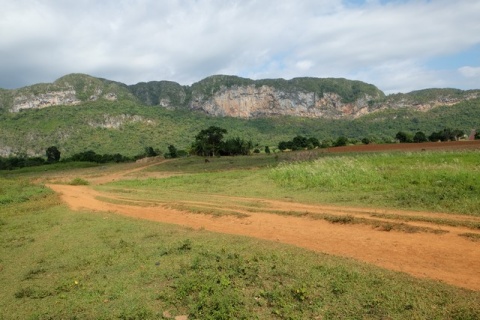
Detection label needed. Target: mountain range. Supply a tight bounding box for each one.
[0,73,479,158]
[1,73,479,119]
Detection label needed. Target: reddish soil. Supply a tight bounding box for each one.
[47,151,480,291]
[328,140,480,153]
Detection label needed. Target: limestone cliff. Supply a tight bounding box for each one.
[189,84,376,119]
[11,89,81,112]
[186,75,385,119]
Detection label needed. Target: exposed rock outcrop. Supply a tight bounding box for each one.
[12,90,81,112]
[189,85,375,119]
[87,114,155,129]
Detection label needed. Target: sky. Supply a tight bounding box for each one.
[1,0,479,94]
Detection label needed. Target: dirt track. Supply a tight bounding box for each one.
[48,153,480,291]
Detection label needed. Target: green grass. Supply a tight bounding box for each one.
[269,151,480,215]
[1,178,479,319]
[104,150,480,216]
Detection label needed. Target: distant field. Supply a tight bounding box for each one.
[328,140,480,153]
[1,148,480,319]
[107,149,480,215]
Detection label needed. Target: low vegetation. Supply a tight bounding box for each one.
[1,176,479,319]
[106,150,480,216]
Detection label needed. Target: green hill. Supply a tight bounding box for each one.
[0,73,479,158]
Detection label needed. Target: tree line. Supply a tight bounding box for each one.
[0,126,259,170]
[395,128,479,143]
[2,125,479,170]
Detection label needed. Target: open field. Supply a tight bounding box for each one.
[328,140,480,153]
[1,146,480,318]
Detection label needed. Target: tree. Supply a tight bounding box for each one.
[291,135,308,150]
[46,146,61,163]
[278,141,288,151]
[361,137,371,145]
[452,129,465,141]
[333,136,348,147]
[413,131,428,143]
[166,145,178,158]
[395,131,411,143]
[307,137,320,149]
[144,146,157,157]
[192,126,227,156]
[220,137,252,156]
[428,131,442,142]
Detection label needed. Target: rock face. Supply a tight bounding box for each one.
[87,114,155,129]
[189,84,375,119]
[12,90,81,112]
[185,75,386,119]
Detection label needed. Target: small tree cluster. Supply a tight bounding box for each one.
[428,128,464,142]
[67,150,131,163]
[0,156,46,170]
[190,126,255,157]
[219,137,253,156]
[395,128,465,143]
[278,136,320,151]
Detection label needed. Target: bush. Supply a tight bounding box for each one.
[333,136,348,147]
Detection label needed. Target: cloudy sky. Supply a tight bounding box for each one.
[1,0,479,94]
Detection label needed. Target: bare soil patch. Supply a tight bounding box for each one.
[328,140,480,153]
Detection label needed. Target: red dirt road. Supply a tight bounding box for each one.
[47,157,480,291]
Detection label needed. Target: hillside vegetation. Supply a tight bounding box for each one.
[1,97,479,158]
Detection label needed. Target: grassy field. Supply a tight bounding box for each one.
[104,150,480,216]
[1,151,480,319]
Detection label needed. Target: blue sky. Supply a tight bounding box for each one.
[0,0,479,94]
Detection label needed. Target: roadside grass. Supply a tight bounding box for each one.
[1,178,480,319]
[103,150,480,216]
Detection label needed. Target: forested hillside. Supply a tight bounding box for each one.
[1,97,479,158]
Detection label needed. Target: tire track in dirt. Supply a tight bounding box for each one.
[48,179,480,291]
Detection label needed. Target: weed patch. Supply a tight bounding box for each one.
[166,203,250,218]
[459,233,480,242]
[68,177,89,185]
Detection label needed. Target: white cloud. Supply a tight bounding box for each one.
[0,0,480,92]
[459,66,480,78]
